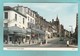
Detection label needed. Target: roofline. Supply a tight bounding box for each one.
[4,6,27,18]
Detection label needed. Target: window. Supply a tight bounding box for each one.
[26,16,27,19]
[23,27,25,29]
[26,8,28,13]
[28,17,29,21]
[15,14,17,21]
[23,18,24,24]
[15,24,17,26]
[28,23,29,27]
[28,9,29,14]
[30,11,32,15]
[5,12,8,19]
[32,13,34,17]
[16,8,18,11]
[31,19,32,23]
[4,23,8,27]
[33,20,34,23]
[33,14,35,18]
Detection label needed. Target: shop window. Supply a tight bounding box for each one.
[4,23,8,27]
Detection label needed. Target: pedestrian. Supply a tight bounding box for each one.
[29,40,31,44]
[23,38,25,43]
[67,40,69,47]
[18,39,21,45]
[19,41,21,45]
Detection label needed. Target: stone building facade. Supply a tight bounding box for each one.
[51,16,60,37]
[4,5,57,45]
[4,5,71,45]
[73,13,78,44]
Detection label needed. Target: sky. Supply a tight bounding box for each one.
[4,3,78,32]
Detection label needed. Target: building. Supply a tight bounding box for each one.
[4,5,68,45]
[31,11,45,42]
[33,11,57,44]
[4,5,37,44]
[73,13,78,44]
[4,6,28,44]
[51,16,60,37]
[59,24,64,37]
[13,5,36,28]
[4,5,46,44]
[64,29,70,38]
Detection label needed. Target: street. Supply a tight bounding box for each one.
[4,37,77,48]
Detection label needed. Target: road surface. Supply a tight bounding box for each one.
[4,37,77,48]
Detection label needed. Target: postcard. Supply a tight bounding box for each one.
[3,3,78,51]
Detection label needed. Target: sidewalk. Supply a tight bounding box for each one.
[46,37,58,42]
[4,41,38,47]
[39,37,59,46]
[69,45,78,48]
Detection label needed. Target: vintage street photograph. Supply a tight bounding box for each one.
[3,3,78,50]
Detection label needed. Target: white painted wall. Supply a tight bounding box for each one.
[4,10,28,29]
[26,13,35,24]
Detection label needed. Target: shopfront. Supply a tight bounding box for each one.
[26,28,45,44]
[4,26,26,44]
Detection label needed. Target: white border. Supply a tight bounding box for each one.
[4,47,78,51]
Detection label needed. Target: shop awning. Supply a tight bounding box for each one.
[26,28,31,33]
[22,29,27,34]
[8,26,22,33]
[26,28,45,35]
[32,28,45,35]
[4,26,27,35]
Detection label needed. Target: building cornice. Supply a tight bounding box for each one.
[4,6,27,18]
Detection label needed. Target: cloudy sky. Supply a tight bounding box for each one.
[4,3,78,32]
